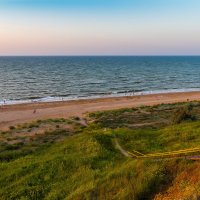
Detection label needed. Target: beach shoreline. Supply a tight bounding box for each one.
[1,88,200,106]
[1,91,200,130]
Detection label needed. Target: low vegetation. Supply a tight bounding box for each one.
[1,102,200,199]
[172,104,196,124]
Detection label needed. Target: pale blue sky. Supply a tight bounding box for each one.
[0,0,200,55]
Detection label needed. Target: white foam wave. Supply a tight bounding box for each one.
[1,88,200,106]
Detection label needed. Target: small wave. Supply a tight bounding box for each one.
[1,88,200,106]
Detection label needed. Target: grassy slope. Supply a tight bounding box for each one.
[0,126,168,200]
[0,102,200,199]
[116,121,200,154]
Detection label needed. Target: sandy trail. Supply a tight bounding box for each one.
[115,138,131,157]
[1,91,200,130]
[114,138,200,161]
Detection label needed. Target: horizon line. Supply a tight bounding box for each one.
[0,55,200,57]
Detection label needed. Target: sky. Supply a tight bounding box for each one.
[0,0,200,55]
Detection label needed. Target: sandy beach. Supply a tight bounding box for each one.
[1,91,200,130]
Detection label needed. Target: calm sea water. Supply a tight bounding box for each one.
[0,56,200,104]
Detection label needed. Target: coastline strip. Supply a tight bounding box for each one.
[1,91,200,130]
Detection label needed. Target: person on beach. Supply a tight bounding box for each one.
[33,109,36,114]
[0,100,6,110]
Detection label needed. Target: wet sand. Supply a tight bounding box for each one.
[0,91,200,130]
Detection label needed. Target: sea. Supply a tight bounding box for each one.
[0,56,200,105]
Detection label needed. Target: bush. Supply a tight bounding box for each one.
[172,105,196,124]
[73,116,80,121]
[9,126,15,130]
[56,125,60,128]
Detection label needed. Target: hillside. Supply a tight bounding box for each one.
[0,102,200,199]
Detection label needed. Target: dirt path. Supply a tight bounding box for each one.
[114,138,200,160]
[114,138,131,157]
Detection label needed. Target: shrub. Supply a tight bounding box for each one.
[9,126,15,130]
[172,105,196,124]
[73,116,80,121]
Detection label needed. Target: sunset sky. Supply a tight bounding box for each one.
[0,0,200,55]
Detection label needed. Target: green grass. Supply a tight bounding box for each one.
[1,102,200,199]
[0,126,171,200]
[89,102,200,129]
[0,118,85,162]
[115,121,200,155]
